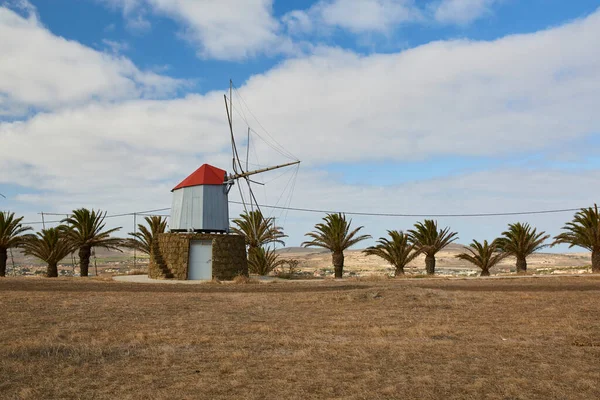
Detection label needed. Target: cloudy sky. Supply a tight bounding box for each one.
[1,0,599,250]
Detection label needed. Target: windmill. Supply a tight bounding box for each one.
[169,80,300,233]
[155,81,299,281]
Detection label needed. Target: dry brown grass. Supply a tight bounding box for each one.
[231,275,260,284]
[1,276,600,399]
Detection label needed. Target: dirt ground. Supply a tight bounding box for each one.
[1,276,600,399]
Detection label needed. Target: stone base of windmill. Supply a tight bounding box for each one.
[149,232,248,280]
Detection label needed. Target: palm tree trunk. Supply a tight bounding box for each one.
[0,247,7,277]
[332,251,344,279]
[516,256,527,274]
[425,254,436,275]
[47,262,58,278]
[480,268,490,277]
[394,265,405,277]
[79,245,91,277]
[592,250,600,274]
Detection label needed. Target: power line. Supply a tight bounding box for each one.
[23,207,171,225]
[20,203,586,226]
[229,201,583,218]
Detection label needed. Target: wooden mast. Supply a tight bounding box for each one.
[228,161,300,181]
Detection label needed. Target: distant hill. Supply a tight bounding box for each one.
[276,243,467,254]
[276,247,329,254]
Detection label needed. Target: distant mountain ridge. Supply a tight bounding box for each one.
[276,243,468,254]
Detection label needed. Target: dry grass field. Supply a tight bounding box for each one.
[1,276,600,399]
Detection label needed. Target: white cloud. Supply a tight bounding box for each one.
[235,9,600,163]
[2,8,599,162]
[101,0,286,60]
[283,0,500,38]
[431,0,497,25]
[0,6,183,115]
[315,0,422,33]
[102,39,129,54]
[125,13,151,33]
[0,95,232,193]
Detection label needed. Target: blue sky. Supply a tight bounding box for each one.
[1,0,600,250]
[25,0,600,92]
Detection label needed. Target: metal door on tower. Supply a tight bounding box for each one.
[188,240,212,280]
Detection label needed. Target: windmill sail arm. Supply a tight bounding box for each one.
[228,161,300,181]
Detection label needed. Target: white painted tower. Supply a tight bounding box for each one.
[169,164,229,232]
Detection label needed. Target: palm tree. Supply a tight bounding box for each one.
[231,210,286,262]
[22,227,76,277]
[553,204,600,273]
[0,212,32,277]
[408,220,458,275]
[248,246,285,276]
[363,230,420,276]
[496,222,549,274]
[126,216,168,255]
[62,209,122,277]
[455,239,509,277]
[302,213,371,279]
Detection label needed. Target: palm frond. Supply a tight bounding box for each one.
[248,246,285,275]
[126,216,168,255]
[407,219,458,256]
[455,239,509,274]
[553,204,600,251]
[302,213,371,252]
[496,222,549,258]
[364,230,419,275]
[0,212,33,249]
[231,210,287,248]
[62,208,123,251]
[21,227,76,265]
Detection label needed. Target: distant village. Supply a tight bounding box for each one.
[5,249,149,277]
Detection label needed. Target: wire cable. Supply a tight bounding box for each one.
[22,203,586,225]
[229,202,584,218]
[232,85,298,161]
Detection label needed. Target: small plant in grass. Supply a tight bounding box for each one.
[363,230,420,277]
[284,258,300,274]
[248,246,285,276]
[276,258,300,279]
[455,239,509,277]
[496,222,549,274]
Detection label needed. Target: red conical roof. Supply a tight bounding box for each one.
[172,164,227,191]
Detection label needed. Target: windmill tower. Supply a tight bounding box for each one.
[149,81,300,281]
[169,161,299,233]
[169,164,229,232]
